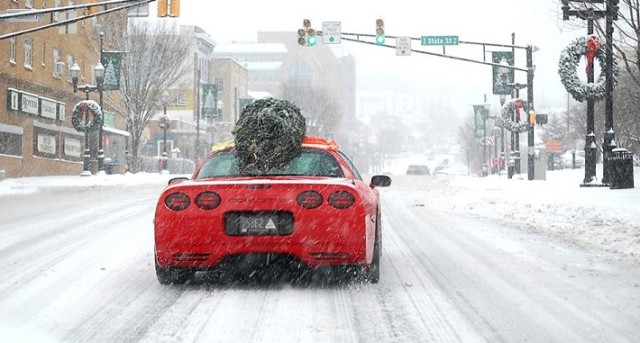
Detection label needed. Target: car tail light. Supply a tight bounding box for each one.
[328,191,355,209]
[195,191,221,210]
[164,192,190,211]
[297,190,323,209]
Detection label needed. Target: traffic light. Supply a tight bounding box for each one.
[307,28,318,46]
[298,28,307,46]
[376,19,385,45]
[298,19,317,47]
[158,0,180,17]
[529,110,536,125]
[88,0,99,15]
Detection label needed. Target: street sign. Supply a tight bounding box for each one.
[322,21,341,44]
[396,37,411,56]
[1,9,42,23]
[421,35,459,46]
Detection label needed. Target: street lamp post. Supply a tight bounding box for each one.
[70,61,104,176]
[160,91,172,174]
[97,32,105,173]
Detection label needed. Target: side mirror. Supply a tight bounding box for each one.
[370,175,391,188]
[168,177,189,185]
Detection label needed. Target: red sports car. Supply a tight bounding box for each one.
[153,137,391,284]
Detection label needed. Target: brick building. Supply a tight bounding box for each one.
[0,0,129,178]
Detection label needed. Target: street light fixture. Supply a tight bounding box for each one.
[159,91,172,174]
[70,61,104,176]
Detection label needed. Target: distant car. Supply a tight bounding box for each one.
[154,136,392,285]
[406,164,430,175]
[561,150,585,168]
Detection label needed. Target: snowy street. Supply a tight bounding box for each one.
[0,169,639,342]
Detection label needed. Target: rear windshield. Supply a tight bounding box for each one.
[196,148,345,179]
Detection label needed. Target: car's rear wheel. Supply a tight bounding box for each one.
[155,261,195,285]
[366,227,381,283]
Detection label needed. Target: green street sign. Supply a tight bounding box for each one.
[421,35,459,46]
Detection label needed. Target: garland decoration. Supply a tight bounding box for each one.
[558,35,619,102]
[71,100,103,132]
[233,97,306,174]
[498,98,529,133]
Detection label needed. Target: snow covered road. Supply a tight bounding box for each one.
[0,175,638,342]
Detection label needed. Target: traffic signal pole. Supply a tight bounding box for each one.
[324,31,536,179]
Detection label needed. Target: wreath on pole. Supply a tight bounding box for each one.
[558,35,619,102]
[71,100,103,132]
[498,97,529,133]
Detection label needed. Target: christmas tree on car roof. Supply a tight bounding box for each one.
[233,98,306,174]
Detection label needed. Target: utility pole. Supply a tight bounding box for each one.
[526,45,535,180]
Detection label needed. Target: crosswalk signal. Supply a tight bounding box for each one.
[376,19,385,45]
[158,0,180,17]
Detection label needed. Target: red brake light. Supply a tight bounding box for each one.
[195,191,221,210]
[328,191,355,209]
[297,190,323,209]
[164,192,190,211]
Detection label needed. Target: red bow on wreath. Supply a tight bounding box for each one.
[585,35,600,75]
[514,98,523,121]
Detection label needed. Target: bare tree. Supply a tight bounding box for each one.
[280,79,342,137]
[103,21,192,172]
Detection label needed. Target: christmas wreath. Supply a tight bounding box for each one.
[558,35,619,102]
[498,98,530,133]
[233,97,306,174]
[71,100,103,132]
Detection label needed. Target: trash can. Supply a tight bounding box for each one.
[609,149,634,189]
[103,158,115,175]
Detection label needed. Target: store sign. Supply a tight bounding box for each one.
[37,134,56,154]
[64,137,82,158]
[41,99,57,119]
[8,89,20,110]
[21,93,39,115]
[7,88,65,119]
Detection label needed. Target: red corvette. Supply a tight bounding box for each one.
[153,137,391,284]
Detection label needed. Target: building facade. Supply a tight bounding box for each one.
[0,0,129,178]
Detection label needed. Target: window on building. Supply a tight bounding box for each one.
[0,131,23,157]
[24,38,33,69]
[58,0,77,34]
[53,0,62,22]
[53,49,62,78]
[9,38,16,64]
[215,78,224,92]
[67,54,74,82]
[41,42,46,66]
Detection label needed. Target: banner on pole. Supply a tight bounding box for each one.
[101,52,123,91]
[492,51,514,95]
[201,84,219,118]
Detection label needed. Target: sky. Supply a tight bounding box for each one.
[165,0,592,115]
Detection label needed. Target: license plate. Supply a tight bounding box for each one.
[225,211,293,236]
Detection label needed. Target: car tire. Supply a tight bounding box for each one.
[155,261,195,285]
[366,226,381,284]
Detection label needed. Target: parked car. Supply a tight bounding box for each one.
[561,150,585,168]
[154,136,391,285]
[406,164,430,175]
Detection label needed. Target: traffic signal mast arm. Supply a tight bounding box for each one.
[317,30,530,72]
[0,0,157,41]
